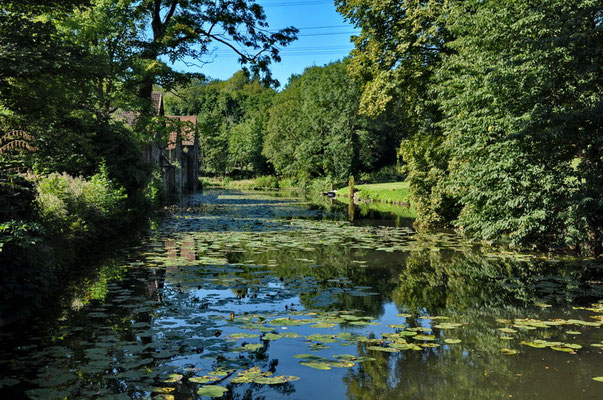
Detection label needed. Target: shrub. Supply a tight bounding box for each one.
[36,166,127,242]
[358,166,404,184]
[255,175,279,189]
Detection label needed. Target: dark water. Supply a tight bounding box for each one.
[1,190,602,399]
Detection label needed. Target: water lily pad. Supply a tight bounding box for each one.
[228,333,260,340]
[551,346,575,353]
[434,323,463,330]
[593,377,603,382]
[311,322,337,328]
[153,395,175,400]
[197,385,228,397]
[333,354,356,361]
[190,376,220,384]
[444,338,462,344]
[153,387,175,394]
[162,374,183,383]
[300,361,332,370]
[237,343,263,351]
[263,333,283,340]
[498,328,517,334]
[500,348,518,355]
[253,375,301,384]
[413,334,436,341]
[520,341,548,348]
[307,334,338,343]
[367,345,398,352]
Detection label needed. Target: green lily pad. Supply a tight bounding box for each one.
[300,361,332,370]
[162,374,183,383]
[434,323,463,330]
[307,334,338,343]
[413,334,436,341]
[551,346,575,353]
[196,385,228,397]
[444,338,462,344]
[367,345,399,352]
[593,377,603,382]
[190,376,220,384]
[228,333,260,339]
[253,376,301,384]
[333,354,356,361]
[500,348,518,355]
[520,341,548,348]
[237,343,263,351]
[263,333,283,340]
[311,322,337,328]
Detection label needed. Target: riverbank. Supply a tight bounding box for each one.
[336,181,412,206]
[0,172,155,327]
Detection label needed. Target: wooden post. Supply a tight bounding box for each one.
[348,175,355,222]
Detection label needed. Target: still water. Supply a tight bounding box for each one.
[1,190,602,399]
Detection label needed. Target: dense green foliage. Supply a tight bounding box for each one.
[338,0,603,253]
[168,63,402,183]
[166,72,276,176]
[264,61,401,183]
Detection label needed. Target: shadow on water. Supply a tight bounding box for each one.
[0,189,601,399]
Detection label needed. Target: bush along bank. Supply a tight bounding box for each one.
[0,166,157,327]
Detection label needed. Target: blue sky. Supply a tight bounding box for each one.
[170,0,359,87]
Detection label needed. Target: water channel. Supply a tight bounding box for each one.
[1,190,602,399]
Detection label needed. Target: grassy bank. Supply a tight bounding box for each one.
[337,181,412,205]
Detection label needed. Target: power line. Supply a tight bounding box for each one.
[269,25,350,31]
[213,45,352,54]
[212,51,351,57]
[297,31,357,37]
[260,0,334,7]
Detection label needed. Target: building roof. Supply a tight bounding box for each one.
[167,116,197,148]
[151,92,164,116]
[113,92,164,127]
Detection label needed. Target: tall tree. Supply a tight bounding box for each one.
[436,0,603,253]
[264,61,400,182]
[131,0,297,106]
[336,0,457,226]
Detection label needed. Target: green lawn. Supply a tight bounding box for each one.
[337,181,412,205]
